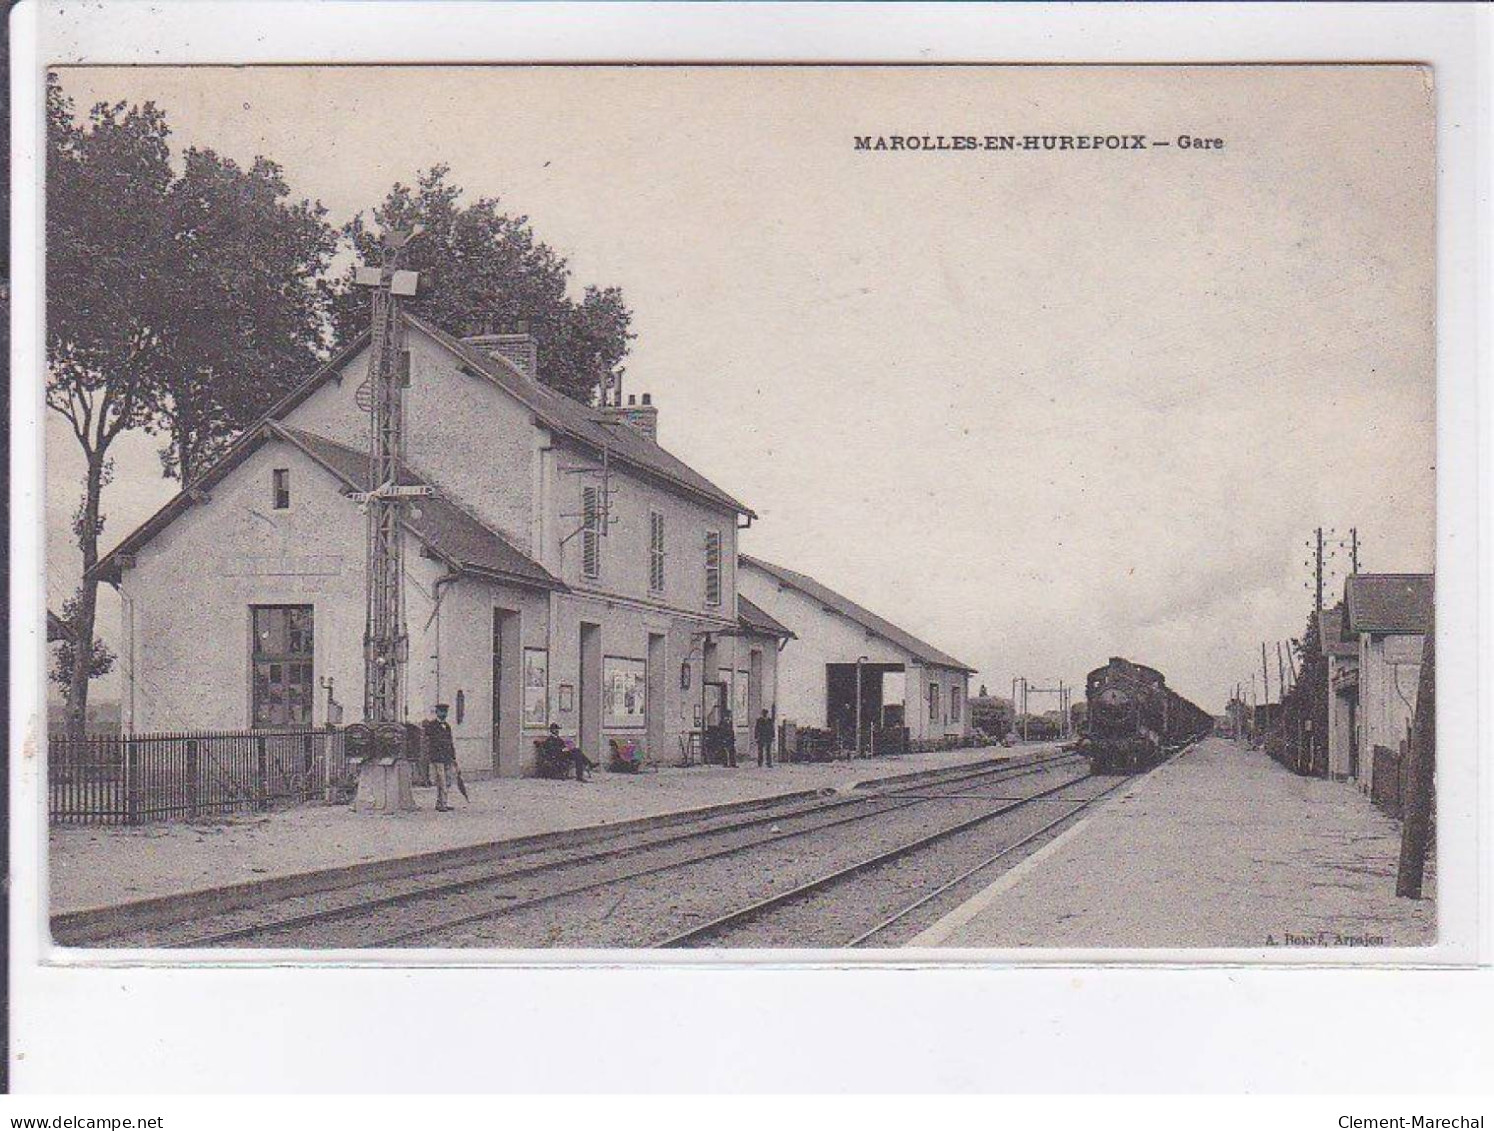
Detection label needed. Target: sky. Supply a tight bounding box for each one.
[45,65,1436,712]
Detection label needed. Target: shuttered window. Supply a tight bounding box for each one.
[951,684,962,723]
[928,682,940,724]
[649,511,666,593]
[704,530,722,607]
[582,486,601,579]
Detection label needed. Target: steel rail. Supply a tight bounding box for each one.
[170,750,1081,948]
[845,776,1135,946]
[651,770,1100,949]
[365,753,1085,948]
[845,735,1204,947]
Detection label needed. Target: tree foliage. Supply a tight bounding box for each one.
[46,77,335,734]
[49,590,116,693]
[153,148,338,482]
[332,166,633,405]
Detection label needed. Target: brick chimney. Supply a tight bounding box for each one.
[462,331,538,380]
[602,393,659,442]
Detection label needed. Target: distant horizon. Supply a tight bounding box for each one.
[46,65,1435,714]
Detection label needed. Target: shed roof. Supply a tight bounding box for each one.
[737,594,795,640]
[1344,573,1433,636]
[740,554,975,672]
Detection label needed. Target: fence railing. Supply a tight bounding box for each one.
[49,728,350,825]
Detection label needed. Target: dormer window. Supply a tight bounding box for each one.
[272,468,291,510]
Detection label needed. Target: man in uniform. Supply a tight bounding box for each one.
[755,709,776,767]
[424,703,457,811]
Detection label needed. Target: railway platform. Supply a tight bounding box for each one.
[50,741,1053,922]
[912,736,1435,949]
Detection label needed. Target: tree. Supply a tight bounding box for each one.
[152,149,337,483]
[47,79,337,736]
[47,78,175,738]
[332,166,633,405]
[49,589,115,695]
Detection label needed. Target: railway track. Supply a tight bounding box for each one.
[659,771,1132,948]
[657,736,1198,949]
[115,749,1082,949]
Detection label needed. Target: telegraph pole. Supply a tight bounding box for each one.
[1315,526,1325,616]
[1350,527,1360,576]
[347,227,430,813]
[1261,642,1271,705]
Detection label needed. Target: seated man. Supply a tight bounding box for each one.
[541,723,596,782]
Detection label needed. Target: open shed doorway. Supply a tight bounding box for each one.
[826,662,905,749]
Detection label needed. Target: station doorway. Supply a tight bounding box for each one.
[826,662,905,749]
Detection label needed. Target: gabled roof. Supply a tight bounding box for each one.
[276,427,564,591]
[737,594,795,640]
[1317,604,1358,658]
[408,315,754,519]
[1345,573,1433,636]
[741,554,975,673]
[91,422,564,594]
[257,311,753,519]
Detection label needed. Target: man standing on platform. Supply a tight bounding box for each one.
[424,703,457,811]
[755,709,776,767]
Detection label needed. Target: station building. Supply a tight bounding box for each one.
[93,313,787,776]
[736,554,974,747]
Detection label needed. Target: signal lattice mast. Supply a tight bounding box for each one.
[346,228,431,813]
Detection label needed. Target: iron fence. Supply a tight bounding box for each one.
[49,727,351,825]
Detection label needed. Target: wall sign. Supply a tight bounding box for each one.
[523,647,549,727]
[604,655,646,729]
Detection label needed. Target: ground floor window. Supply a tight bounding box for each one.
[251,605,314,726]
[928,681,941,724]
[951,684,962,723]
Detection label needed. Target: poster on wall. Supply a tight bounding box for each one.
[734,669,749,723]
[603,656,646,729]
[523,648,548,727]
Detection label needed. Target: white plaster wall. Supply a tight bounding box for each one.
[738,561,921,731]
[1357,633,1423,795]
[118,439,369,734]
[548,438,741,618]
[285,328,537,555]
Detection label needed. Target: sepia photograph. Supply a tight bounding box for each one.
[40,61,1441,956]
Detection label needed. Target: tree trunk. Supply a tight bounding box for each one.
[65,455,104,740]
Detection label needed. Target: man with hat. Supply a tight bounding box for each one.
[424,703,458,811]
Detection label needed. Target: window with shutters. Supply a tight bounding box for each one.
[649,510,666,593]
[704,529,722,607]
[582,486,601,579]
[251,605,314,727]
[951,684,962,723]
[928,682,940,724]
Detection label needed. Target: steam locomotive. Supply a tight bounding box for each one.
[1081,657,1212,773]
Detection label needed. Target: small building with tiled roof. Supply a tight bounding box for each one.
[93,314,780,775]
[1341,573,1433,800]
[737,554,974,748]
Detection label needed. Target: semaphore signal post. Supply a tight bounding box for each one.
[347,227,432,813]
